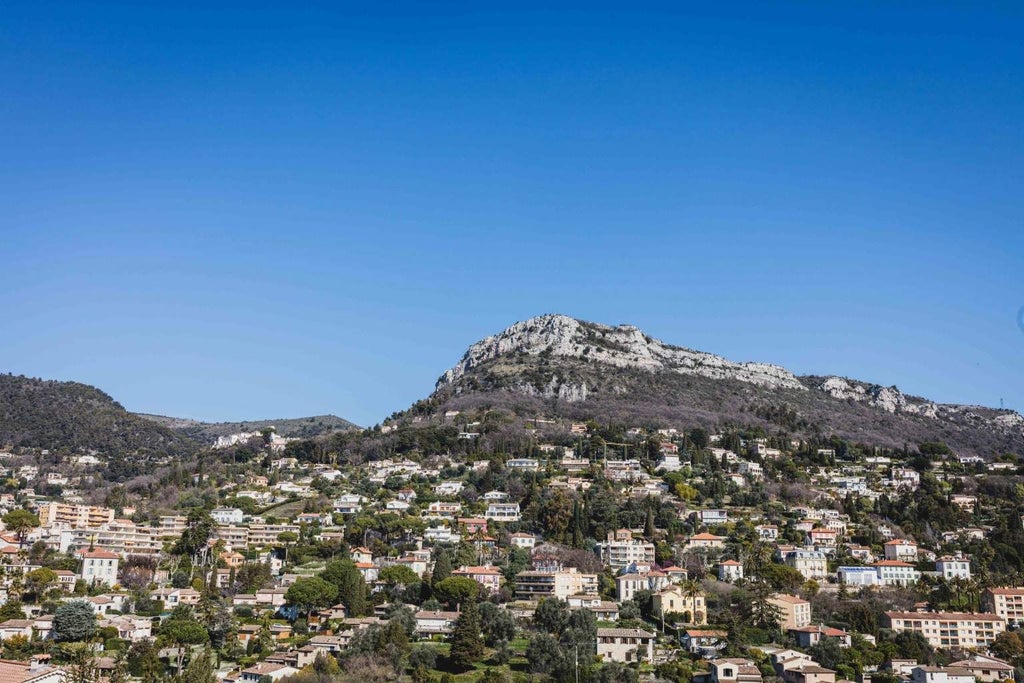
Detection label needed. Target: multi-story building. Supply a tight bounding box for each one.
[157,516,188,540]
[873,560,920,586]
[78,548,119,585]
[615,569,671,602]
[784,550,829,581]
[484,503,521,522]
[37,503,115,528]
[884,539,919,561]
[651,585,706,624]
[769,594,812,630]
[596,627,655,663]
[596,529,655,569]
[883,611,1006,649]
[57,520,162,557]
[514,568,598,601]
[211,507,244,525]
[451,565,501,595]
[718,560,744,583]
[247,524,300,547]
[936,556,971,580]
[982,588,1024,623]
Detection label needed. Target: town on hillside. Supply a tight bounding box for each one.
[0,415,1022,683]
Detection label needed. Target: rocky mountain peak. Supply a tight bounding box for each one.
[437,314,806,391]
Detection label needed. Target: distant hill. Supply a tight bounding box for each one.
[427,314,1024,457]
[0,374,196,456]
[136,413,360,445]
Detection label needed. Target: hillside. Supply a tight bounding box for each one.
[429,314,1024,456]
[0,374,196,456]
[136,413,359,444]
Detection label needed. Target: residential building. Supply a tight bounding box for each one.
[596,529,656,569]
[837,566,879,587]
[596,627,655,663]
[451,566,501,595]
[884,539,919,561]
[883,611,1006,648]
[515,568,598,601]
[784,550,829,580]
[78,548,119,585]
[37,503,115,527]
[873,560,920,586]
[769,594,812,630]
[651,585,706,624]
[982,588,1024,623]
[718,560,744,583]
[484,503,521,522]
[936,556,971,580]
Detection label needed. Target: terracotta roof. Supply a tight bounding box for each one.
[0,659,58,683]
[79,548,119,559]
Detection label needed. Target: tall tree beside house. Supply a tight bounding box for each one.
[2,509,39,548]
[448,600,484,670]
[571,500,586,548]
[432,549,453,584]
[285,576,338,616]
[644,507,656,541]
[53,600,97,642]
[321,559,367,617]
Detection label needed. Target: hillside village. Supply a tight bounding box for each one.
[0,408,1022,683]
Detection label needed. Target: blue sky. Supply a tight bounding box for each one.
[2,3,1022,426]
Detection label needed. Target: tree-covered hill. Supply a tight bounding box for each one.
[0,373,196,456]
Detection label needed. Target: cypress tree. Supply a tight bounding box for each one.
[449,600,484,669]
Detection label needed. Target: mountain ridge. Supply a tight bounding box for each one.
[431,314,1024,455]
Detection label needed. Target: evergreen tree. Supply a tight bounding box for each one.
[449,601,484,669]
[321,559,367,617]
[431,549,453,584]
[571,500,586,548]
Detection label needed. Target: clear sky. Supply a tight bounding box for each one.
[2,3,1022,427]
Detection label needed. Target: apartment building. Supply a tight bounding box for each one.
[58,520,162,557]
[883,611,1006,649]
[982,588,1024,623]
[596,529,656,569]
[514,568,598,601]
[37,503,115,528]
[484,503,521,522]
[769,594,812,630]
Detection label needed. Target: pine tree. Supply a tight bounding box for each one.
[449,601,484,669]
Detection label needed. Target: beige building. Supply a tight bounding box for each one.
[596,627,655,663]
[514,568,598,601]
[883,611,1006,649]
[982,588,1024,623]
[38,503,115,528]
[769,594,812,630]
[651,585,706,624]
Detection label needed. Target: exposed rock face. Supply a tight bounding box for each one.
[438,314,805,391]
[435,314,1024,443]
[816,377,938,417]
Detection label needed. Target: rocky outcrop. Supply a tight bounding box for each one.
[436,314,1024,442]
[438,314,805,391]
